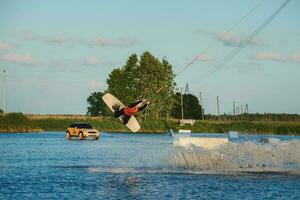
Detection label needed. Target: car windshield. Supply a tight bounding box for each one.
[73,124,93,129]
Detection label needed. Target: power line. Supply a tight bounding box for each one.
[174,0,265,78]
[200,0,291,82]
[155,0,265,94]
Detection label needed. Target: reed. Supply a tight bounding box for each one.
[0,113,300,134]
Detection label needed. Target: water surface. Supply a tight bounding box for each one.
[0,132,299,199]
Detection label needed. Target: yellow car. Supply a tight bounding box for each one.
[66,123,99,140]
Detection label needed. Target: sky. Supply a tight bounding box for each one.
[0,0,299,115]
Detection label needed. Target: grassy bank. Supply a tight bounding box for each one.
[1,113,300,135]
[189,120,300,135]
[0,113,174,133]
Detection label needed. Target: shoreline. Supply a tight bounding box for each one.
[1,113,300,135]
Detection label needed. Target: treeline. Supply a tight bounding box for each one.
[205,113,300,122]
[87,52,204,119]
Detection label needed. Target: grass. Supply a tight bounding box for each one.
[0,113,300,135]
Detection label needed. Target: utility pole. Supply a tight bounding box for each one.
[216,96,220,118]
[241,105,243,115]
[181,88,184,124]
[199,92,204,120]
[233,101,235,116]
[3,68,7,115]
[184,83,189,95]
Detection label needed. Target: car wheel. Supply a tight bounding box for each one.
[79,132,85,140]
[66,131,71,140]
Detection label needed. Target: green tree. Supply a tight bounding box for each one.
[106,54,139,105]
[172,92,204,119]
[106,52,176,118]
[87,92,109,116]
[136,52,175,118]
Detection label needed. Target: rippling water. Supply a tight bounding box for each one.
[0,132,299,199]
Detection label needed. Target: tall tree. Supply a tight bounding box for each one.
[172,92,204,119]
[106,52,176,118]
[106,54,139,105]
[87,92,109,116]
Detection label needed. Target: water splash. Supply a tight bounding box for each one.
[169,140,300,173]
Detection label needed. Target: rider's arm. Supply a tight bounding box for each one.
[128,99,143,108]
[138,101,150,112]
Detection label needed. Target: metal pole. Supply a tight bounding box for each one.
[233,101,235,116]
[217,96,220,118]
[181,88,184,124]
[3,68,7,115]
[199,92,204,120]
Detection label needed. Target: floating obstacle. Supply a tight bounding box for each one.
[228,131,238,139]
[178,129,192,133]
[169,129,229,149]
[174,137,228,149]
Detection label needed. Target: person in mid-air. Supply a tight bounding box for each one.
[112,99,150,124]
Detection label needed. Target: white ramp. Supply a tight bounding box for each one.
[228,131,238,139]
[174,137,228,149]
[178,129,192,133]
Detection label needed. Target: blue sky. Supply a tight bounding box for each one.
[0,0,299,114]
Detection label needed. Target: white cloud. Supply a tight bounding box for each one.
[89,37,138,48]
[252,52,285,62]
[87,80,102,90]
[196,54,211,61]
[2,53,36,65]
[84,56,102,66]
[0,41,12,50]
[17,31,137,48]
[216,32,261,47]
[289,53,300,62]
[16,31,39,40]
[46,36,83,46]
[17,31,82,46]
[217,32,242,47]
[89,37,110,46]
[47,36,69,45]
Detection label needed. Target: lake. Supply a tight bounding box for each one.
[0,132,299,199]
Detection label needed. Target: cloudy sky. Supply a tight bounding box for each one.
[0,0,299,114]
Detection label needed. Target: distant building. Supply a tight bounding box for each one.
[180,119,195,125]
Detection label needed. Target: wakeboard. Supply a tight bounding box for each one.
[102,93,141,132]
